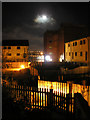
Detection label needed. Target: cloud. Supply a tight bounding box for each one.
[2,26,44,51]
[34,14,56,25]
[2,18,57,51]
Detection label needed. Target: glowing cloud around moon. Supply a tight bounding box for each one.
[34,14,55,24]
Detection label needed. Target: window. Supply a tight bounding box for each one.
[49,40,52,43]
[69,52,70,56]
[49,52,52,55]
[8,53,11,56]
[49,46,52,49]
[85,52,87,61]
[75,42,77,46]
[73,43,75,46]
[75,52,77,56]
[68,44,70,47]
[17,53,20,56]
[8,46,11,49]
[17,46,20,49]
[72,52,74,59]
[80,41,82,45]
[83,40,85,44]
[80,52,82,56]
[3,46,7,49]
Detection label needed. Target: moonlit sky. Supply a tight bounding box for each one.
[2,2,88,51]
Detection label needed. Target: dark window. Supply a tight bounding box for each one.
[49,40,52,43]
[80,41,82,45]
[69,52,70,56]
[8,53,11,56]
[80,52,82,56]
[73,43,74,46]
[68,44,70,47]
[75,52,77,56]
[17,46,20,49]
[83,40,85,44]
[72,52,74,59]
[3,46,7,49]
[75,42,77,46]
[17,53,20,56]
[85,52,87,61]
[8,46,11,49]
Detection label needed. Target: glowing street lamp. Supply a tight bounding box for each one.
[40,52,43,55]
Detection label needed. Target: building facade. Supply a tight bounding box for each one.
[2,40,29,68]
[44,30,60,62]
[44,23,88,62]
[65,37,90,64]
[28,50,44,62]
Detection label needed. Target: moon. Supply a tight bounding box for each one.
[42,15,47,20]
[34,14,55,24]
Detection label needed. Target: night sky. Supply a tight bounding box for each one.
[2,2,88,51]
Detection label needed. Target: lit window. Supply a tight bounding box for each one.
[80,52,82,56]
[49,52,52,55]
[49,46,52,49]
[8,46,11,49]
[17,46,20,49]
[17,53,20,56]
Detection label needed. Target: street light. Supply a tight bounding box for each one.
[45,55,52,62]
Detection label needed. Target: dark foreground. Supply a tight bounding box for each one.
[2,87,73,120]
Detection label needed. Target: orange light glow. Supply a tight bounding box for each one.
[20,65,25,69]
[40,52,43,55]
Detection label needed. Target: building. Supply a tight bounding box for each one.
[65,37,90,64]
[2,40,29,68]
[44,23,88,62]
[44,30,60,62]
[28,50,44,62]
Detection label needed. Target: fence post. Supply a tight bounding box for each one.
[47,89,54,111]
[66,94,69,117]
[74,93,76,119]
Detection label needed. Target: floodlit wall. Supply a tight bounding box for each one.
[65,37,88,63]
[2,46,29,62]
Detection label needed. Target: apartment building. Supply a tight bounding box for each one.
[65,37,90,64]
[2,40,29,68]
